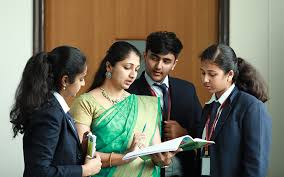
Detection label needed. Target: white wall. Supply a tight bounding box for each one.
[230,0,284,176]
[230,0,270,81]
[268,0,284,176]
[0,1,32,176]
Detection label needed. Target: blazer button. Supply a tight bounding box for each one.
[77,153,82,160]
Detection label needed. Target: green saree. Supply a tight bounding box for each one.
[91,94,161,177]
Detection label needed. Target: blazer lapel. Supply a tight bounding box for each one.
[211,87,240,140]
[139,73,154,96]
[65,113,81,146]
[51,96,82,148]
[168,77,175,105]
[211,104,232,140]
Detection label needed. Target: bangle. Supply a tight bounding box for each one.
[109,152,113,167]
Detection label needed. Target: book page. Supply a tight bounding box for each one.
[180,137,214,151]
[123,135,214,160]
[123,136,185,160]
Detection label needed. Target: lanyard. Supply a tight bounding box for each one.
[204,100,228,155]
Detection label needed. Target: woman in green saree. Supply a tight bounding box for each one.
[70,41,174,177]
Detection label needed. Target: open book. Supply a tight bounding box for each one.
[122,135,214,160]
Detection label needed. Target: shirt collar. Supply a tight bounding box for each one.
[53,92,70,113]
[205,84,235,105]
[144,72,169,88]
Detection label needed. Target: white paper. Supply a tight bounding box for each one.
[122,135,214,160]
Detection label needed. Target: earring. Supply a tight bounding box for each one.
[63,85,66,90]
[105,71,112,79]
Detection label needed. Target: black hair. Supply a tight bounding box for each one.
[89,41,141,90]
[10,46,86,137]
[146,31,183,58]
[200,44,268,102]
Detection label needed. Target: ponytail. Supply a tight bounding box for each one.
[10,46,86,137]
[10,52,53,137]
[236,57,268,102]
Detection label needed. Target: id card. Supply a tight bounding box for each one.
[201,156,210,176]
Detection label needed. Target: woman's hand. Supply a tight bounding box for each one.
[151,152,172,167]
[96,132,147,168]
[151,148,182,167]
[123,132,147,163]
[128,132,146,152]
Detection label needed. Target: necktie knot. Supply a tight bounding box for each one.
[211,101,220,112]
[153,83,169,108]
[154,83,168,95]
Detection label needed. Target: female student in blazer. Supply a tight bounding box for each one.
[10,46,102,177]
[197,44,272,177]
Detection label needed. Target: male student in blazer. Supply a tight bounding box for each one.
[128,31,202,177]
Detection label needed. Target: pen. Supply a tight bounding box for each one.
[142,123,147,133]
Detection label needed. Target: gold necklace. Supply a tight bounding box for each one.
[100,87,126,104]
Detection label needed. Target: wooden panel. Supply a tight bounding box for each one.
[115,0,147,39]
[45,0,96,96]
[194,0,219,104]
[144,0,218,104]
[45,0,218,105]
[91,0,116,85]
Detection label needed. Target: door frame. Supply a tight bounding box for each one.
[33,0,230,54]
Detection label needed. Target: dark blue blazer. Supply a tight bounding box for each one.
[196,87,272,177]
[23,96,84,177]
[128,72,202,176]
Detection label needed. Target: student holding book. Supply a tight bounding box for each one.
[70,41,175,177]
[10,46,102,177]
[197,44,272,177]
